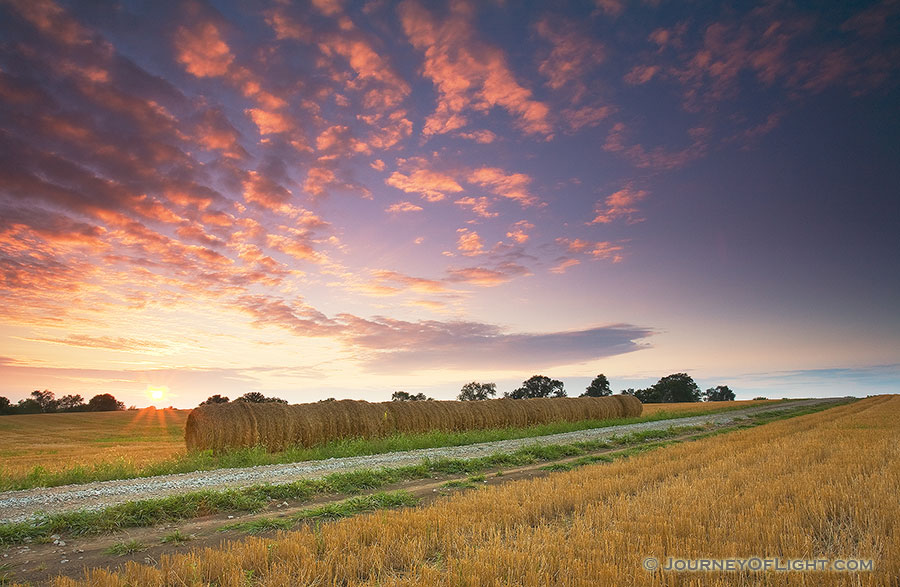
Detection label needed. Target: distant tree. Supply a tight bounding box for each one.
[505,375,566,399]
[391,391,431,401]
[318,397,336,403]
[704,385,735,402]
[646,373,701,403]
[753,396,768,401]
[30,389,58,413]
[57,394,86,412]
[0,396,13,415]
[632,387,661,403]
[235,391,267,403]
[16,398,43,413]
[234,392,287,404]
[87,393,125,412]
[581,374,612,397]
[457,382,497,401]
[199,394,230,406]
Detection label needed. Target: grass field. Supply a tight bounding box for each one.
[0,399,785,490]
[48,395,897,586]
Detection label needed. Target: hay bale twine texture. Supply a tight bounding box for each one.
[185,395,643,453]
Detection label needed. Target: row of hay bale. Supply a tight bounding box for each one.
[184,395,643,453]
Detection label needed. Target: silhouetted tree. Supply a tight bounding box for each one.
[391,391,431,401]
[87,393,125,411]
[199,394,230,406]
[30,389,58,413]
[0,396,13,415]
[235,392,287,404]
[57,394,86,412]
[704,385,735,402]
[581,374,611,397]
[505,375,566,399]
[16,398,42,414]
[636,373,701,403]
[457,382,497,401]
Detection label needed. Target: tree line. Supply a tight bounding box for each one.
[0,390,125,415]
[394,373,735,403]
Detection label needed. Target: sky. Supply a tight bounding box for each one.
[1,0,898,408]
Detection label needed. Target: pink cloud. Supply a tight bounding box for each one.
[467,167,540,207]
[399,0,552,137]
[591,186,649,224]
[370,159,386,171]
[304,167,337,197]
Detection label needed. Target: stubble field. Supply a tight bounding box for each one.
[45,394,898,586]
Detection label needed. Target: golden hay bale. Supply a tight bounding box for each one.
[185,394,644,453]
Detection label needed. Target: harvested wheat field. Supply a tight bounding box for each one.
[51,395,898,586]
[185,395,643,452]
[0,408,188,479]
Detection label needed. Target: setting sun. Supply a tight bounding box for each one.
[147,385,168,402]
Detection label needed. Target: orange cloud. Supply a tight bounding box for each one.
[456,228,484,256]
[467,167,539,207]
[266,233,321,263]
[591,186,649,224]
[386,169,463,202]
[445,262,531,286]
[243,171,293,211]
[174,21,234,78]
[304,167,337,197]
[386,201,424,213]
[371,270,448,294]
[245,108,293,136]
[535,16,605,100]
[399,0,551,137]
[506,220,534,244]
[454,197,497,219]
[550,258,581,274]
[457,130,497,144]
[557,238,625,263]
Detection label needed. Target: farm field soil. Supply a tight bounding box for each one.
[0,399,783,487]
[17,395,897,586]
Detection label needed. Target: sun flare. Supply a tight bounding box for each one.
[147,385,168,402]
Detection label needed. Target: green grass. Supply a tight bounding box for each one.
[104,539,145,556]
[221,491,419,534]
[160,529,191,544]
[0,400,804,491]
[0,562,14,586]
[0,401,848,545]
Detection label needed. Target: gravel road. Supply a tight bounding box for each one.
[0,399,841,524]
